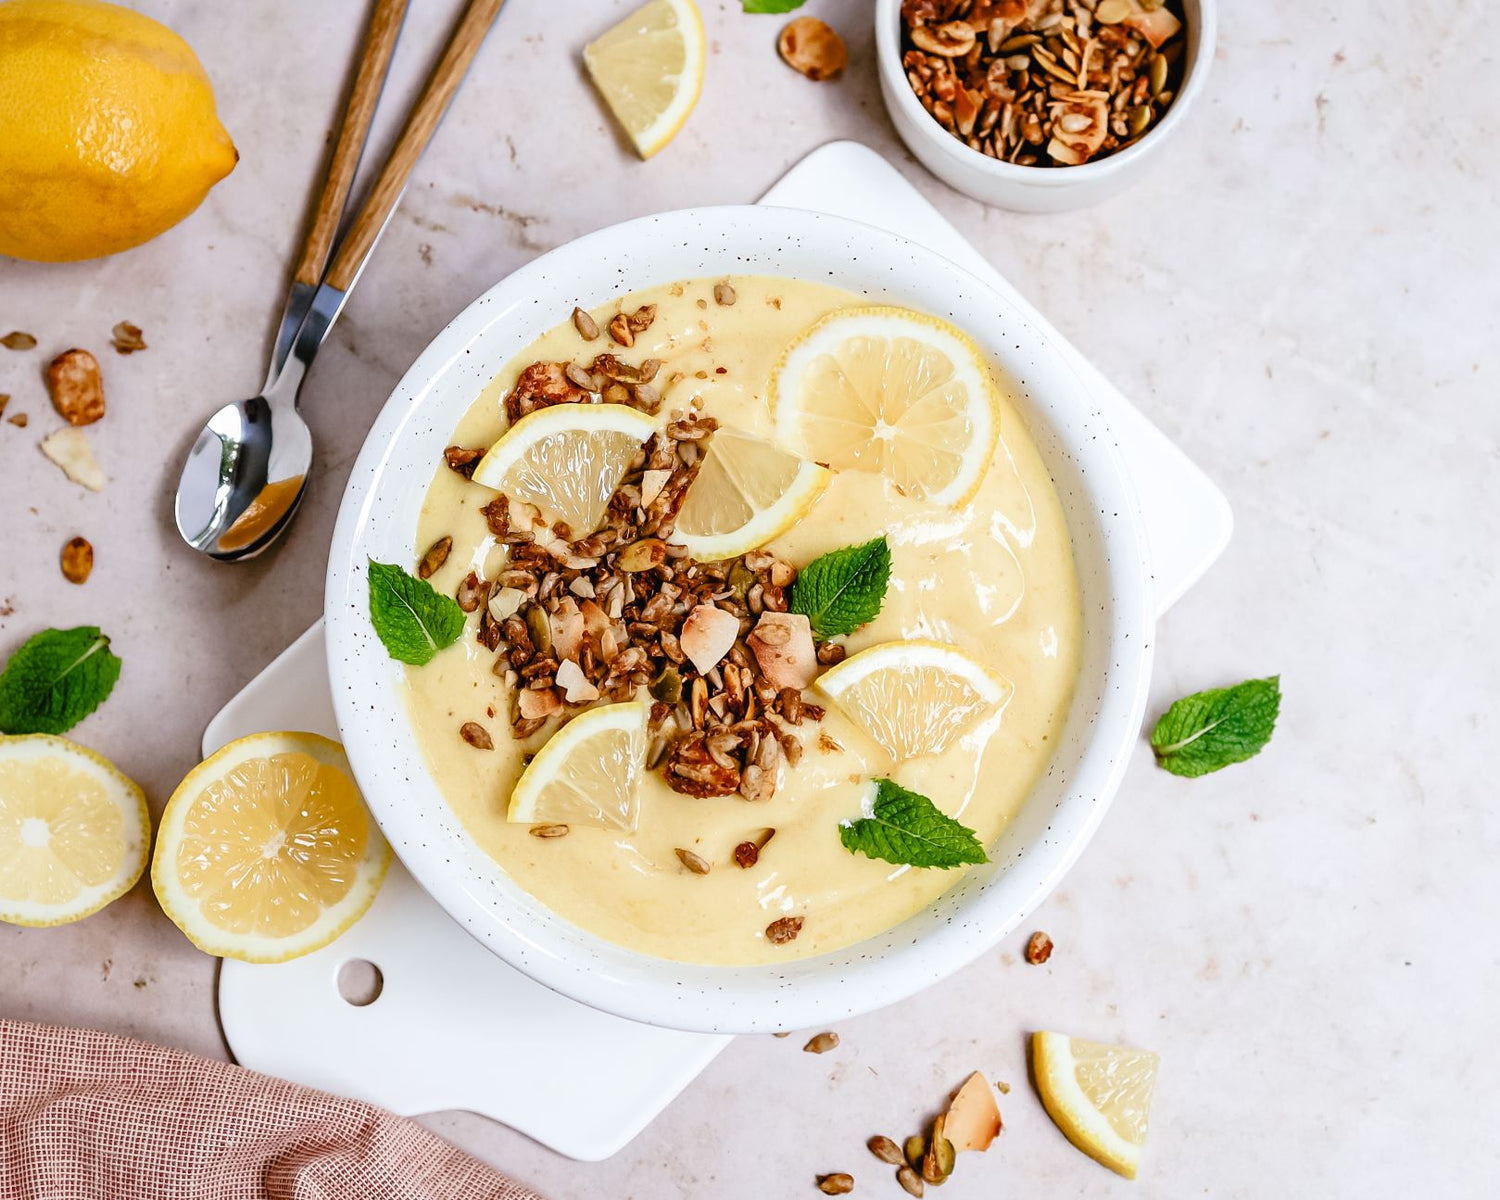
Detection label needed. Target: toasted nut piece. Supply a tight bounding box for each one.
[868,1136,904,1165]
[921,1115,955,1184]
[804,1031,839,1054]
[110,321,147,354]
[1,331,37,351]
[675,847,711,875]
[639,468,672,508]
[896,1165,924,1197]
[607,312,635,347]
[556,659,600,704]
[765,915,804,945]
[626,304,657,333]
[444,445,484,478]
[618,538,666,572]
[529,823,569,838]
[904,1136,926,1170]
[747,611,817,690]
[418,536,452,579]
[489,587,527,621]
[713,281,737,306]
[455,572,489,613]
[47,348,105,426]
[572,306,601,340]
[40,427,105,491]
[518,686,562,720]
[460,722,494,750]
[8,412,27,427]
[911,20,976,57]
[779,16,848,80]
[1025,930,1054,964]
[816,1175,854,1195]
[60,537,93,585]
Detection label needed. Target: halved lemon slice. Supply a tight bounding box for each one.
[508,700,647,832]
[471,403,658,537]
[772,307,1003,509]
[815,640,1012,760]
[669,426,831,560]
[584,0,706,159]
[1033,1031,1161,1179]
[151,732,390,963]
[0,735,149,927]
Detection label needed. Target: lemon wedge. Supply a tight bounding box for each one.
[772,307,1003,509]
[584,0,705,159]
[151,732,390,963]
[471,403,658,537]
[1033,1031,1161,1179]
[669,426,831,561]
[815,640,1012,760]
[507,700,647,832]
[0,734,149,927]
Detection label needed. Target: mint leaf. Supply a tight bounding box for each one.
[1150,676,1281,777]
[368,560,466,666]
[742,0,806,12]
[0,627,122,735]
[790,536,891,639]
[840,779,988,869]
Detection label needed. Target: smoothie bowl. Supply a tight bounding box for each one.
[325,206,1152,1033]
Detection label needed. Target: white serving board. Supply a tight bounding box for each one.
[214,140,1232,1162]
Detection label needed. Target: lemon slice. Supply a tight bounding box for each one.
[1033,1031,1161,1179]
[815,640,1012,760]
[471,403,659,537]
[584,0,706,159]
[151,732,390,963]
[772,306,1003,509]
[669,426,831,560]
[507,700,647,832]
[0,735,149,927]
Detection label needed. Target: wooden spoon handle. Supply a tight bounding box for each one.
[325,0,506,292]
[292,0,410,288]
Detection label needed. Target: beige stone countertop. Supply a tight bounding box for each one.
[2,0,1496,1195]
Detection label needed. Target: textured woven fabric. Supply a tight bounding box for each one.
[0,1020,544,1200]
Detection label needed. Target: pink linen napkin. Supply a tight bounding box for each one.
[0,1020,544,1199]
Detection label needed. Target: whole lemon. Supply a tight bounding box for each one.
[0,0,237,262]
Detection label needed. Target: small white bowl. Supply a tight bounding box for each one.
[325,206,1154,1033]
[875,0,1216,212]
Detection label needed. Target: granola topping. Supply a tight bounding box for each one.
[899,0,1187,167]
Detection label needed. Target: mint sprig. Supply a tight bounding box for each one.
[742,0,806,12]
[368,560,466,666]
[0,626,122,735]
[790,536,891,640]
[1150,676,1281,777]
[840,779,988,870]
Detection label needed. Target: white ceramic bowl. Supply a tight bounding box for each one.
[875,0,1216,213]
[325,205,1154,1033]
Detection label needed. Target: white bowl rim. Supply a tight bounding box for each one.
[324,204,1155,1033]
[873,0,1218,187]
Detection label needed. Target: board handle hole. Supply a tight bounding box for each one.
[337,959,384,1007]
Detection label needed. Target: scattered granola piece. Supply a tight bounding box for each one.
[443,445,484,478]
[713,281,736,306]
[60,537,93,585]
[556,659,600,704]
[7,413,26,428]
[679,603,739,674]
[572,306,600,341]
[418,535,452,580]
[778,17,847,81]
[517,686,561,721]
[765,914,804,945]
[1025,930,1054,964]
[816,1175,853,1195]
[804,1031,839,1054]
[529,823,569,838]
[0,395,7,417]
[944,1071,1002,1153]
[1,331,37,351]
[40,427,105,490]
[674,847,711,875]
[868,1136,904,1165]
[46,348,105,426]
[110,322,147,354]
[455,572,489,613]
[459,722,494,750]
[896,1164,924,1197]
[607,312,634,348]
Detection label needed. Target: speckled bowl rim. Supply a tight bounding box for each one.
[325,205,1154,1034]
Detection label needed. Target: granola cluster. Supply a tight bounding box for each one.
[900,0,1186,167]
[441,357,845,804]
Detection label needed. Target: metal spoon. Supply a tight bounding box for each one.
[175,0,506,560]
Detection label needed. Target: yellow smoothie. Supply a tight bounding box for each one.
[404,275,1080,964]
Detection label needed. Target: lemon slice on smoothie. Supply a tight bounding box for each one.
[584,0,705,159]
[1033,1031,1161,1179]
[670,426,831,560]
[508,700,648,832]
[152,732,390,962]
[772,307,1002,508]
[472,403,658,537]
[0,735,149,927]
[816,640,1012,760]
